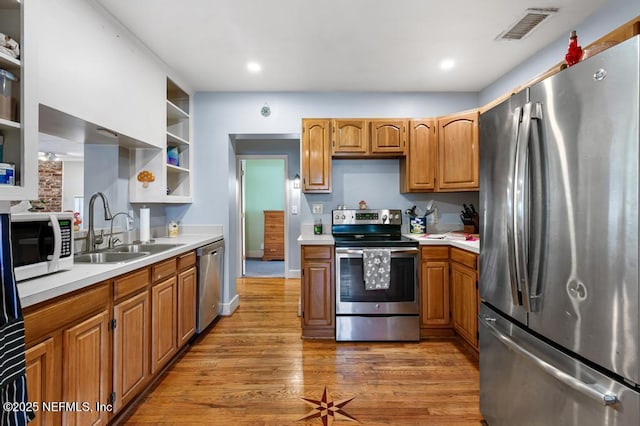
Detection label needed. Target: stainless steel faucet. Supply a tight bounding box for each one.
[108,211,134,248]
[87,192,113,252]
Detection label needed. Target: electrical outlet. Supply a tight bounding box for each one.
[312,203,323,214]
[291,205,298,215]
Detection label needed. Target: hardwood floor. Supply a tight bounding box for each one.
[124,277,482,425]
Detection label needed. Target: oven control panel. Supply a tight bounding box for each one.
[332,209,402,225]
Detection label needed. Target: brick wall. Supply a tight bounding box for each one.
[37,160,62,212]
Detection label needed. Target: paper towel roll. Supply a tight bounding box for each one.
[140,207,150,242]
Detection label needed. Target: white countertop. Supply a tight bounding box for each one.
[17,232,223,308]
[297,231,479,254]
[404,233,480,254]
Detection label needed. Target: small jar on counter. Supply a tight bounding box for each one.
[314,218,323,235]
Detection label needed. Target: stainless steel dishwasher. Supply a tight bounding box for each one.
[196,238,224,333]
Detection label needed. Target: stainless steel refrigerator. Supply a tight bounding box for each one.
[479,35,640,425]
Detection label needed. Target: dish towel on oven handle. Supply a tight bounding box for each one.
[363,249,391,290]
[0,213,34,426]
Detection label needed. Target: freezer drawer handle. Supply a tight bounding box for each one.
[481,316,619,406]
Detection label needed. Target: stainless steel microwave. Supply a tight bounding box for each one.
[11,212,74,281]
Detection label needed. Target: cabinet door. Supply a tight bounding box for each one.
[177,267,197,348]
[401,119,437,192]
[420,260,450,327]
[370,119,407,154]
[63,310,110,426]
[302,119,332,193]
[151,277,178,374]
[332,119,368,155]
[451,262,478,349]
[25,338,58,426]
[113,291,149,413]
[437,110,479,190]
[302,260,334,328]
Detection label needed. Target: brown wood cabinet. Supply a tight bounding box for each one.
[262,210,284,261]
[23,251,201,424]
[450,247,479,350]
[63,310,111,426]
[23,282,111,426]
[332,119,368,155]
[301,245,334,339]
[302,119,332,193]
[419,246,453,338]
[25,338,56,426]
[113,285,150,413]
[370,119,407,155]
[437,110,480,191]
[401,119,437,192]
[151,275,178,374]
[177,265,197,347]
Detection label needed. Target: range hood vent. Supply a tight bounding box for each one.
[497,8,559,40]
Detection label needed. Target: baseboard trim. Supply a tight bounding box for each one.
[246,250,263,258]
[287,269,301,279]
[220,294,240,316]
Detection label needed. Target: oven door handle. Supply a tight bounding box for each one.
[335,247,419,255]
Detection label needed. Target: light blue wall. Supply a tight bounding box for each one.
[480,0,640,104]
[166,92,479,305]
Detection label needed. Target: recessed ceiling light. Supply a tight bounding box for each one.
[440,59,455,70]
[247,62,262,73]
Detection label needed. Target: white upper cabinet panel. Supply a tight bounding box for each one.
[34,0,164,148]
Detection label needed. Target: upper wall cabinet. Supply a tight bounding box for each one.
[302,119,332,193]
[0,1,38,200]
[400,119,437,192]
[34,0,165,148]
[332,119,368,156]
[370,119,407,155]
[436,110,479,191]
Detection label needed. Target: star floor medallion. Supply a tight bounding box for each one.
[298,386,358,425]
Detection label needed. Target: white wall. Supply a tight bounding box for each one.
[166,91,479,306]
[62,161,84,212]
[480,0,640,104]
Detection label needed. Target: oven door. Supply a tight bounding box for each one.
[335,247,419,315]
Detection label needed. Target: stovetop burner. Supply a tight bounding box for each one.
[333,235,418,248]
[331,209,418,248]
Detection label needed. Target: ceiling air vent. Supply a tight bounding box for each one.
[497,8,559,40]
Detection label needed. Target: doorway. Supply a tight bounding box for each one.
[239,156,287,277]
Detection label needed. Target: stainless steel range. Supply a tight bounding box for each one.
[332,209,420,341]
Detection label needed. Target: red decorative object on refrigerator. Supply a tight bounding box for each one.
[565,30,583,66]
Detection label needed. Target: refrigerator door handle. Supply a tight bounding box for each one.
[513,102,532,311]
[506,106,524,307]
[480,315,619,406]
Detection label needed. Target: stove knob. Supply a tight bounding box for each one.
[341,214,346,220]
[376,304,380,309]
[394,213,400,220]
[334,214,340,221]
[382,214,388,223]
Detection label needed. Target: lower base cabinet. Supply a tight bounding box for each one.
[63,310,111,426]
[151,277,178,374]
[450,247,479,350]
[23,250,199,424]
[24,338,57,426]
[301,245,335,339]
[419,246,453,338]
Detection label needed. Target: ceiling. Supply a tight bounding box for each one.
[96,0,608,92]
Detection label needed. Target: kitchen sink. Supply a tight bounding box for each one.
[105,243,183,254]
[74,252,148,264]
[74,243,184,264]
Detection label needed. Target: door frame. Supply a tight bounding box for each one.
[236,154,289,278]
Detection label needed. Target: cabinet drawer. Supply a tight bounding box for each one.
[177,251,196,271]
[152,258,177,282]
[421,245,449,261]
[302,245,333,260]
[450,247,477,269]
[23,282,110,345]
[114,268,150,301]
